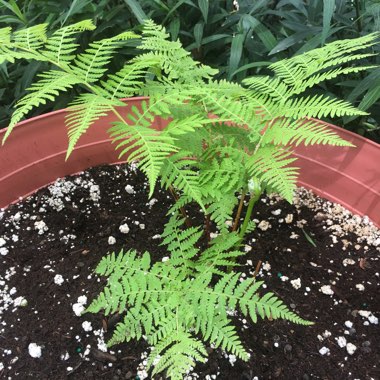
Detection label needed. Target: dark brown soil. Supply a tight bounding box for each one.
[0,164,379,380]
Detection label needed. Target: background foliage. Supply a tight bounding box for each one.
[1,0,379,141]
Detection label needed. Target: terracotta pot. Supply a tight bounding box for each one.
[1,97,379,227]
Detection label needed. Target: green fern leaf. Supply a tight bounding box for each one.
[160,152,204,208]
[283,94,368,119]
[101,56,160,100]
[3,70,80,143]
[73,31,139,83]
[160,214,202,265]
[12,23,47,50]
[262,118,355,147]
[269,32,379,86]
[109,102,178,196]
[151,332,207,379]
[243,75,290,102]
[247,147,298,202]
[42,20,95,65]
[66,94,124,158]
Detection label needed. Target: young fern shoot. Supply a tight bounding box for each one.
[87,214,313,379]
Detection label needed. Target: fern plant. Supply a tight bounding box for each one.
[1,21,378,233]
[1,20,378,378]
[87,214,312,379]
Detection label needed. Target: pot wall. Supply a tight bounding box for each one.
[1,99,379,227]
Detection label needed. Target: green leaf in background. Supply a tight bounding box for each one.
[321,0,335,45]
[228,32,246,80]
[0,0,27,25]
[269,29,320,55]
[347,68,380,103]
[194,22,204,49]
[198,0,209,23]
[169,18,180,41]
[123,0,148,23]
[359,85,380,114]
[240,15,277,51]
[231,61,271,78]
[186,34,230,51]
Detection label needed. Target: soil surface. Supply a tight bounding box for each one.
[0,164,379,380]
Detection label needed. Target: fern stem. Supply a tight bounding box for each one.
[168,185,192,228]
[232,190,246,232]
[252,260,262,279]
[238,191,260,239]
[204,210,211,243]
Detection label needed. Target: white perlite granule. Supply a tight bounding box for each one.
[72,295,88,317]
[262,262,271,271]
[0,247,9,256]
[320,285,334,295]
[108,236,116,245]
[125,185,135,194]
[28,343,42,358]
[119,223,130,234]
[54,274,64,286]
[344,321,353,328]
[346,343,357,355]
[0,237,6,247]
[34,220,48,235]
[82,321,93,332]
[355,284,365,291]
[14,296,27,307]
[291,278,301,290]
[258,220,270,231]
[336,336,347,348]
[319,347,330,356]
[61,352,70,361]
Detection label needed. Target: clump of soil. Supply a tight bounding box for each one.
[0,164,379,380]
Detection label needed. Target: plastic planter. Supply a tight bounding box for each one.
[1,97,379,227]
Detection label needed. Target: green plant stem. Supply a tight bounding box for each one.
[232,190,246,232]
[239,191,260,239]
[204,211,211,243]
[168,185,192,228]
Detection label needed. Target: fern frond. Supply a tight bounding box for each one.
[199,157,247,198]
[109,103,178,196]
[160,152,203,208]
[65,94,124,158]
[243,75,290,102]
[199,91,264,128]
[205,193,238,231]
[73,31,139,83]
[41,20,95,65]
[140,20,217,82]
[269,32,379,86]
[3,70,80,143]
[199,315,248,360]
[12,23,47,50]
[247,147,298,202]
[283,94,368,119]
[101,56,160,100]
[0,27,11,44]
[289,64,378,96]
[209,275,312,326]
[161,114,211,137]
[150,332,207,379]
[0,27,13,64]
[160,214,202,266]
[262,118,355,147]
